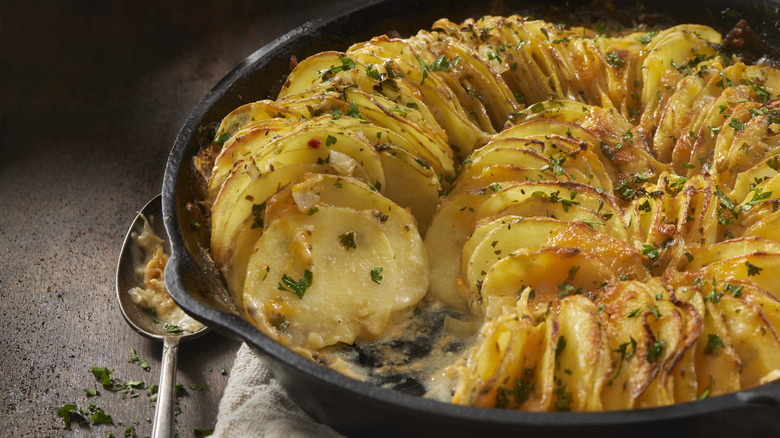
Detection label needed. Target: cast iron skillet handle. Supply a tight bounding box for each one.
[152,336,180,438]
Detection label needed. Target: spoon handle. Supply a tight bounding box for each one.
[152,336,180,438]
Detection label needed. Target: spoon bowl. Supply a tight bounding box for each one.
[116,194,208,438]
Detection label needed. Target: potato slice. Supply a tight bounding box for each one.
[479,247,618,319]
[343,89,455,177]
[666,296,702,403]
[424,191,489,312]
[474,181,628,242]
[452,312,535,408]
[243,175,428,349]
[260,174,428,310]
[251,125,386,191]
[553,295,611,411]
[243,206,401,349]
[483,133,612,191]
[598,281,657,410]
[447,164,564,197]
[278,51,348,97]
[464,217,646,296]
[453,290,554,411]
[716,295,780,388]
[212,164,346,304]
[214,99,304,141]
[682,253,780,299]
[680,237,780,272]
[347,38,488,154]
[462,146,591,184]
[376,147,440,234]
[692,298,741,398]
[208,118,295,203]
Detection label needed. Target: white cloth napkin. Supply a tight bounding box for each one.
[213,343,345,438]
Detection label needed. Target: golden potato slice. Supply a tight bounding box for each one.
[598,280,658,410]
[479,247,617,319]
[375,145,440,234]
[278,51,348,97]
[453,289,555,411]
[343,89,455,177]
[243,174,428,349]
[210,125,386,257]
[680,237,780,272]
[462,146,592,185]
[424,191,489,312]
[554,295,611,411]
[716,295,780,388]
[452,312,536,408]
[692,298,741,398]
[243,206,402,349]
[474,181,628,242]
[464,217,646,296]
[347,39,488,154]
[211,164,348,304]
[476,137,610,190]
[251,125,386,191]
[682,252,780,299]
[208,118,295,203]
[666,297,702,403]
[446,164,564,197]
[214,99,304,141]
[635,298,685,408]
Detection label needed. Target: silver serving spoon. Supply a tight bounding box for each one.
[115,194,208,438]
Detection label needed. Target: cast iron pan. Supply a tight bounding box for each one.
[163,0,780,436]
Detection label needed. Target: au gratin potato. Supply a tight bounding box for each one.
[195,15,780,411]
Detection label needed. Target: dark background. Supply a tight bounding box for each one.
[0,1,362,436]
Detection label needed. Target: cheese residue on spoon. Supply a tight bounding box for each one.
[129,213,205,333]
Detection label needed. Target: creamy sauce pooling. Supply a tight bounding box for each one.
[129,214,205,333]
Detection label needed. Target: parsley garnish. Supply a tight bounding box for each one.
[746,261,763,276]
[636,30,658,44]
[641,244,659,260]
[251,202,267,229]
[346,102,362,119]
[729,118,746,131]
[339,231,357,249]
[164,323,183,333]
[606,51,625,68]
[213,131,231,146]
[646,339,666,363]
[370,267,384,284]
[278,270,314,299]
[704,334,725,355]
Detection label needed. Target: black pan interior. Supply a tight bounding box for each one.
[163,1,780,436]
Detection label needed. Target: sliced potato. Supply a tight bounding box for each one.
[243,206,401,349]
[554,295,611,411]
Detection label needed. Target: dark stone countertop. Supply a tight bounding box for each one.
[1,1,362,436]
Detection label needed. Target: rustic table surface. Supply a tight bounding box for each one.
[1,1,361,436]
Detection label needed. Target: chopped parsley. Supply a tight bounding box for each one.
[641,244,659,261]
[635,30,658,44]
[370,267,384,284]
[704,334,725,355]
[606,51,625,68]
[278,270,314,299]
[251,202,267,229]
[746,261,763,276]
[646,339,666,363]
[339,231,357,249]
